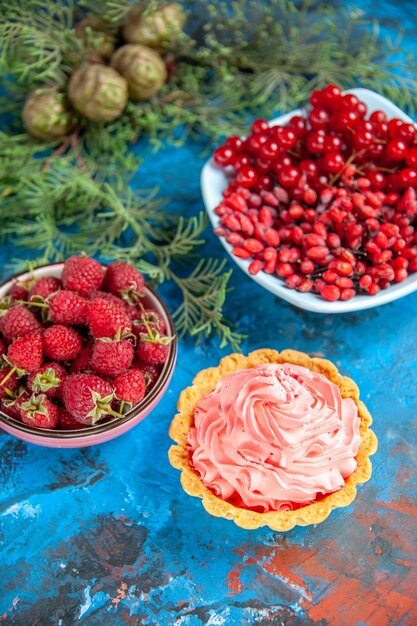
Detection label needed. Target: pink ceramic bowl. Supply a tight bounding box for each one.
[0,262,177,448]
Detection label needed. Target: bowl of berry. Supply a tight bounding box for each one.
[201,86,417,313]
[0,256,177,447]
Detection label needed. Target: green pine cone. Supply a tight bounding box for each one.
[74,17,116,62]
[22,90,76,141]
[67,64,129,122]
[111,44,167,101]
[122,3,185,49]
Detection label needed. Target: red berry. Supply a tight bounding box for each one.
[69,344,93,373]
[251,119,269,134]
[308,107,330,129]
[226,135,243,152]
[277,128,297,150]
[134,359,160,388]
[321,85,342,110]
[285,274,302,289]
[321,285,340,301]
[395,123,416,144]
[235,166,258,188]
[288,115,306,136]
[61,255,104,297]
[86,298,132,339]
[306,130,326,154]
[43,325,82,361]
[48,290,87,326]
[386,139,408,161]
[137,339,171,365]
[340,288,356,301]
[57,407,85,430]
[62,373,115,425]
[8,278,32,302]
[90,339,134,378]
[394,268,408,283]
[278,165,300,188]
[406,147,417,168]
[114,369,146,405]
[28,362,66,399]
[21,394,58,429]
[248,259,263,275]
[105,262,145,302]
[7,333,43,373]
[213,145,235,167]
[359,275,372,290]
[400,168,417,187]
[298,278,313,292]
[300,259,315,274]
[0,305,43,343]
[30,276,61,301]
[306,246,329,261]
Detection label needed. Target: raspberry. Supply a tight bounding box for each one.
[86,298,132,339]
[57,407,85,430]
[21,394,58,429]
[114,369,146,405]
[30,276,61,301]
[43,325,82,361]
[1,389,30,420]
[90,338,134,378]
[104,262,145,302]
[28,362,66,399]
[0,365,19,399]
[7,333,43,373]
[0,305,42,343]
[133,358,160,388]
[89,290,127,312]
[48,290,87,326]
[131,308,167,340]
[0,338,5,355]
[62,373,116,425]
[61,255,104,297]
[69,344,93,373]
[137,341,170,365]
[8,278,33,301]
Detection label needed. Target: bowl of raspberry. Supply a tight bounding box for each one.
[0,257,177,447]
[201,86,417,313]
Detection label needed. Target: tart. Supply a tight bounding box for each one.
[168,349,377,531]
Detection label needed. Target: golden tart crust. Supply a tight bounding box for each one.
[169,349,378,531]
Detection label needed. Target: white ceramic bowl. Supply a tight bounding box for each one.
[201,88,416,313]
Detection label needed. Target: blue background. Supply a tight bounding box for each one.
[1,2,417,625]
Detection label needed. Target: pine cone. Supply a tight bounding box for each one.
[75,17,116,62]
[122,3,185,49]
[111,44,167,101]
[22,90,76,140]
[67,64,128,122]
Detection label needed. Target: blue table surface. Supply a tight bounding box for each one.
[1,3,417,625]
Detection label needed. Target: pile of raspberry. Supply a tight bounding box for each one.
[212,84,417,301]
[0,256,174,431]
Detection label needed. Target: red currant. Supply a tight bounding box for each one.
[288,115,307,137]
[308,107,330,129]
[386,139,408,161]
[251,119,269,134]
[213,145,235,167]
[277,128,297,150]
[236,166,258,188]
[278,165,301,188]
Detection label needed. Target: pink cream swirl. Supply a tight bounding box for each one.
[187,363,361,512]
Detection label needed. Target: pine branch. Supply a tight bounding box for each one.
[166,259,245,350]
